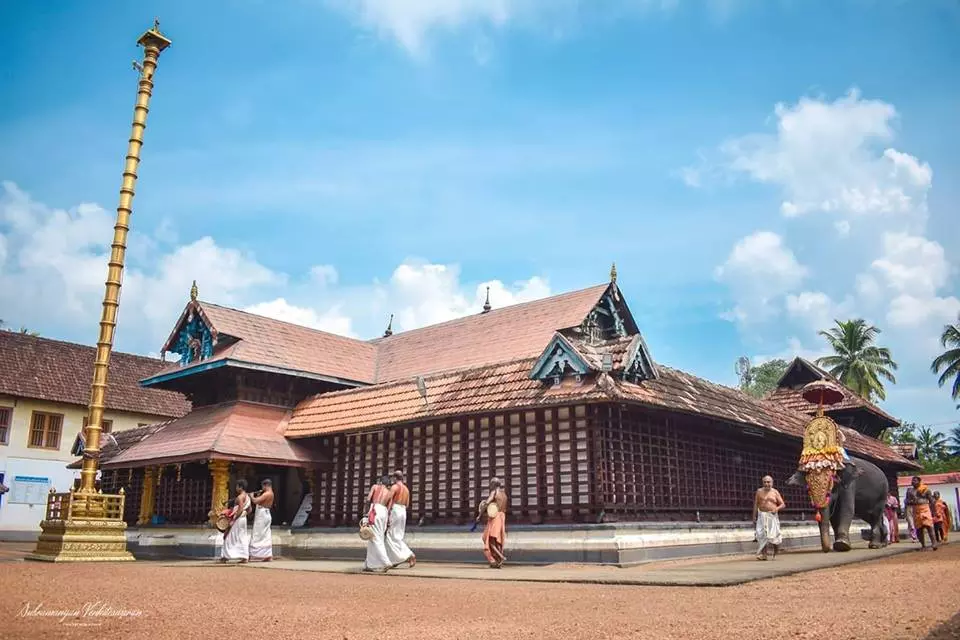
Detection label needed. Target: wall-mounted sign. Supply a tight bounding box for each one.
[10,475,50,505]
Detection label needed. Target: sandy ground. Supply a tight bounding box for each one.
[2,544,958,640]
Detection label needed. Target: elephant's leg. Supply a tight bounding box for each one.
[867,509,885,549]
[818,507,833,552]
[832,483,856,552]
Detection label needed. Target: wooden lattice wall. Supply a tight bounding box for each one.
[308,405,593,526]
[154,464,212,525]
[100,468,143,525]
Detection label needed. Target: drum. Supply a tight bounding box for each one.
[486,502,499,518]
[358,524,374,541]
[214,515,231,533]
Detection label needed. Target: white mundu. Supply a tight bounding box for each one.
[384,503,414,565]
[249,504,273,560]
[221,494,250,561]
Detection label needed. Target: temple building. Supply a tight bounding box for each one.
[87,271,916,542]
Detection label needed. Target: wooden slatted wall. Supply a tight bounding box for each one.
[307,404,595,526]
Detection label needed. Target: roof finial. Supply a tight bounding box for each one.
[482,286,492,313]
[383,313,394,337]
[610,262,617,284]
[190,280,198,302]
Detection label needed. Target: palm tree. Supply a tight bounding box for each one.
[915,426,948,463]
[931,313,960,402]
[948,425,960,458]
[815,319,898,402]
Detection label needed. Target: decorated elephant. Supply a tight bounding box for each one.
[787,455,890,552]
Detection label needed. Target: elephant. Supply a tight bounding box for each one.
[787,455,889,552]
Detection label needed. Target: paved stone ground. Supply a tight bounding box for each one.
[241,542,914,586]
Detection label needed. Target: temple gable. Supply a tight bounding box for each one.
[568,285,637,345]
[529,334,592,384]
[160,301,219,367]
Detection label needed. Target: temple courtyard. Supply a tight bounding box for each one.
[2,542,958,639]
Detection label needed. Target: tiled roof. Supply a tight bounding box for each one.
[66,421,170,469]
[148,284,609,385]
[284,350,916,468]
[766,358,899,427]
[0,332,190,418]
[102,401,327,468]
[897,473,960,487]
[371,284,609,382]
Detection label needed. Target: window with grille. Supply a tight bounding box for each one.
[0,407,11,445]
[82,416,114,434]
[28,412,63,449]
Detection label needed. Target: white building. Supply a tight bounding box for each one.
[0,331,189,539]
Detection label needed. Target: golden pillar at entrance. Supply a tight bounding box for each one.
[27,21,171,562]
[137,466,158,525]
[208,460,231,524]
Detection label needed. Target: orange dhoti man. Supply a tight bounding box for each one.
[935,499,950,542]
[480,479,508,568]
[914,502,934,529]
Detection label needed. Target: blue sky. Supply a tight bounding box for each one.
[1,0,958,432]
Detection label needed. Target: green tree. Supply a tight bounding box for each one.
[915,426,948,464]
[931,313,960,402]
[880,421,918,445]
[947,424,960,458]
[815,319,898,402]
[736,357,790,399]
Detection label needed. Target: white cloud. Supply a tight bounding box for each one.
[244,298,355,336]
[868,232,960,328]
[326,0,688,56]
[717,89,931,225]
[0,181,552,355]
[714,231,807,323]
[309,264,339,287]
[753,336,825,366]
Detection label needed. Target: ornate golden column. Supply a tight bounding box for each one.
[27,21,171,562]
[137,466,158,525]
[208,460,230,524]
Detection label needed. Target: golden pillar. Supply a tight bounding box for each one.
[137,466,158,525]
[27,20,171,562]
[208,460,231,524]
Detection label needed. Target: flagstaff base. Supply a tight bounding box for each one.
[24,489,135,562]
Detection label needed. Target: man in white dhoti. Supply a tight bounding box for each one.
[220,479,251,563]
[362,476,392,572]
[249,478,274,562]
[752,475,785,561]
[385,469,416,568]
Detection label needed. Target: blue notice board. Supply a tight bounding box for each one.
[11,475,50,504]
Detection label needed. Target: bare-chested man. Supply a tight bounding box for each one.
[362,475,393,572]
[384,469,416,568]
[249,478,274,561]
[753,475,785,561]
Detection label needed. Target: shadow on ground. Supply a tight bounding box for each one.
[923,611,960,640]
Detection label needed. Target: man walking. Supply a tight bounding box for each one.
[362,475,393,572]
[249,478,274,561]
[753,475,785,561]
[384,469,416,568]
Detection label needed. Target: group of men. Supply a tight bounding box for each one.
[361,470,417,572]
[219,477,274,563]
[904,476,952,550]
[360,474,509,571]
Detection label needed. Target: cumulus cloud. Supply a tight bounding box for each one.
[714,231,807,323]
[710,89,932,227]
[0,181,552,355]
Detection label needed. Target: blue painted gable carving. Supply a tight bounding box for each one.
[530,334,591,383]
[621,335,658,383]
[172,311,214,366]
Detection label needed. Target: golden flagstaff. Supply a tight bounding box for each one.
[26,20,172,562]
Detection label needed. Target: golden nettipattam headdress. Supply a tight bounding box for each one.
[797,381,847,512]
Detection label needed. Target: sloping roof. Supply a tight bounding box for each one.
[766,357,898,427]
[370,284,609,382]
[147,284,610,386]
[0,332,190,418]
[67,421,170,469]
[897,472,960,487]
[102,401,326,469]
[284,350,916,468]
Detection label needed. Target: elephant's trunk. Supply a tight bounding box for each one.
[817,507,831,552]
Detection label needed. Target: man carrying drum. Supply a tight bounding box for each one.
[479,477,508,568]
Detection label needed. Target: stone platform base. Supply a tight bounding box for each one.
[25,519,135,563]
[120,520,897,566]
